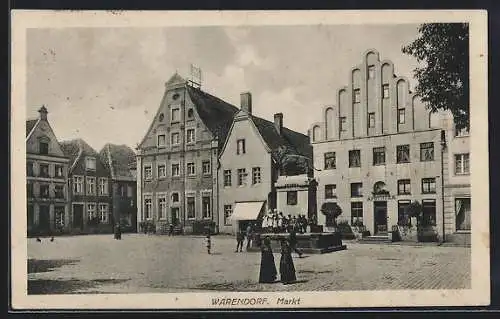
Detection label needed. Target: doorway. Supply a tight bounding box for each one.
[374,201,388,235]
[39,205,50,233]
[73,204,84,230]
[171,207,179,225]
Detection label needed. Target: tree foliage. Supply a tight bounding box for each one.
[402,23,469,130]
[274,146,312,176]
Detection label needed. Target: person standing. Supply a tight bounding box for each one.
[245,223,253,251]
[114,223,122,240]
[279,239,297,284]
[289,228,303,258]
[235,229,244,252]
[259,237,277,283]
[206,229,212,254]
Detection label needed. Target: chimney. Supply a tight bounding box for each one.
[274,113,283,135]
[38,105,48,120]
[240,92,252,114]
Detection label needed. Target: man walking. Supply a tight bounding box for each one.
[288,228,303,258]
[235,229,244,252]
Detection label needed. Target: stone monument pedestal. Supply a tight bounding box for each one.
[248,232,347,254]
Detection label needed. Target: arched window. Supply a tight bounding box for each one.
[312,125,321,142]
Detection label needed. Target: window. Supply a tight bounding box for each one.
[27,162,34,176]
[368,65,375,79]
[350,183,363,198]
[171,192,179,203]
[397,179,411,195]
[186,129,195,144]
[353,89,361,103]
[158,196,167,220]
[396,145,410,163]
[187,162,195,176]
[187,108,194,119]
[98,178,108,195]
[421,178,436,194]
[39,142,49,155]
[157,134,166,148]
[287,191,298,206]
[55,185,64,199]
[368,112,375,128]
[99,204,108,223]
[223,170,232,187]
[224,205,233,225]
[171,108,180,122]
[455,125,470,137]
[202,196,211,218]
[86,177,96,195]
[144,196,152,219]
[349,150,361,168]
[158,164,167,178]
[171,132,180,145]
[55,206,65,228]
[340,117,347,132]
[325,184,337,199]
[171,163,180,177]
[324,152,336,170]
[158,113,164,122]
[420,142,434,161]
[187,196,195,219]
[85,157,96,171]
[398,109,406,124]
[237,168,247,186]
[171,207,180,224]
[373,147,386,165]
[202,161,211,175]
[54,165,63,178]
[422,200,437,226]
[87,203,97,220]
[398,200,411,226]
[127,185,133,197]
[39,163,50,177]
[382,84,390,98]
[455,153,470,175]
[455,198,471,231]
[144,165,153,180]
[27,182,34,197]
[252,167,261,184]
[73,176,83,194]
[237,139,246,155]
[40,184,50,198]
[351,202,363,225]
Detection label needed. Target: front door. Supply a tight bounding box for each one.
[374,201,388,235]
[39,205,50,233]
[73,204,84,230]
[171,207,179,225]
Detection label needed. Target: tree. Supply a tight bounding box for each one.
[273,146,312,176]
[402,23,469,130]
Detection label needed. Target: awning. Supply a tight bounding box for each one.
[230,201,265,221]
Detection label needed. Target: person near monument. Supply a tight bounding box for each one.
[235,229,244,252]
[259,237,277,283]
[279,239,297,284]
[288,228,303,258]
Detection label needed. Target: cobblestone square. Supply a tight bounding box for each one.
[27,234,471,294]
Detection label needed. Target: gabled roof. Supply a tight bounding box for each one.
[186,86,239,149]
[99,144,137,181]
[165,72,187,87]
[60,138,99,172]
[26,119,39,137]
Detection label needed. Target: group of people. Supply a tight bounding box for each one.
[261,210,309,234]
[259,236,298,284]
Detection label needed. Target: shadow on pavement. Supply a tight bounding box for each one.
[28,278,129,295]
[28,258,80,274]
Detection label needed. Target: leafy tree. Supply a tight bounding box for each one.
[402,23,469,130]
[273,146,313,176]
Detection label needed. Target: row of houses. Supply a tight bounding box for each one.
[26,106,138,236]
[135,49,470,243]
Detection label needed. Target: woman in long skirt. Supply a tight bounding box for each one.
[259,237,277,283]
[279,239,296,284]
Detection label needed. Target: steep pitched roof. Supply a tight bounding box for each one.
[166,72,187,87]
[100,144,137,181]
[186,86,239,149]
[26,119,39,137]
[60,138,99,171]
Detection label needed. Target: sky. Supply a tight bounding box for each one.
[26,24,422,151]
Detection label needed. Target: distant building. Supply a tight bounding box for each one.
[136,73,238,234]
[99,144,138,233]
[218,92,312,234]
[61,139,112,234]
[310,49,447,240]
[26,106,70,236]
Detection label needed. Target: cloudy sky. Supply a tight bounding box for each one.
[26,24,422,151]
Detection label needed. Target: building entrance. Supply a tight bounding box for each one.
[374,201,388,235]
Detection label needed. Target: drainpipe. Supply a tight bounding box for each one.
[440,129,446,243]
[182,86,187,230]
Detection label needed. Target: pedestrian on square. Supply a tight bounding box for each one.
[279,239,297,284]
[235,229,244,252]
[277,213,284,233]
[246,223,253,251]
[259,237,277,283]
[206,230,212,255]
[169,223,174,236]
[114,223,122,240]
[289,228,303,258]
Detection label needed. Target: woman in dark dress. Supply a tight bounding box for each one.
[259,237,277,283]
[279,239,297,284]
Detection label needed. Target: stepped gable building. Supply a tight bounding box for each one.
[61,139,112,234]
[136,73,239,234]
[218,92,313,234]
[99,144,138,233]
[309,48,448,240]
[26,106,70,236]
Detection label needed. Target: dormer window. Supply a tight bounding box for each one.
[171,108,180,123]
[157,134,166,148]
[187,108,194,119]
[39,141,49,155]
[237,139,246,155]
[158,113,164,122]
[85,157,96,171]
